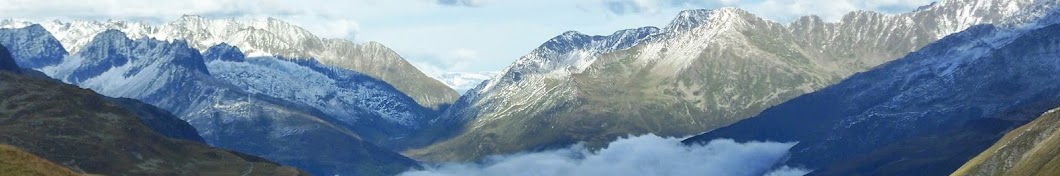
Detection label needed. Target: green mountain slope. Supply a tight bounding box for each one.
[0,70,307,175]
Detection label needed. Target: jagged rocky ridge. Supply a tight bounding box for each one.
[0,24,67,70]
[0,37,204,143]
[203,43,438,148]
[0,16,458,109]
[411,0,1058,161]
[0,27,420,176]
[685,7,1060,175]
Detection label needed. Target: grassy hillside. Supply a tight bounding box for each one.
[0,144,84,176]
[953,107,1060,176]
[0,71,307,175]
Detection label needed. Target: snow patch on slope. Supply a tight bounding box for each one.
[207,57,428,127]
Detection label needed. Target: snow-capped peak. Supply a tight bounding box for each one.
[924,0,1049,37]
[665,9,714,31]
[202,43,246,62]
[665,8,753,32]
[2,15,330,61]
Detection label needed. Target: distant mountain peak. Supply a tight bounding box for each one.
[76,29,211,79]
[512,26,660,78]
[203,43,245,62]
[666,8,754,31]
[611,26,660,37]
[665,9,714,31]
[917,1,939,11]
[0,19,33,29]
[560,30,584,37]
[542,30,592,52]
[0,23,68,69]
[92,29,132,42]
[19,23,46,32]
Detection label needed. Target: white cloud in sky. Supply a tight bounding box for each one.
[408,47,487,77]
[0,0,936,74]
[437,0,490,7]
[400,134,811,176]
[605,0,660,15]
[442,48,480,70]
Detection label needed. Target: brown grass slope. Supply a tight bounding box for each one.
[0,144,81,176]
[953,107,1060,176]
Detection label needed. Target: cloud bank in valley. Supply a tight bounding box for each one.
[400,134,810,176]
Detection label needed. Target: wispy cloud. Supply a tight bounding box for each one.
[604,0,659,15]
[436,0,489,7]
[400,134,811,176]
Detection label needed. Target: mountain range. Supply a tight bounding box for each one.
[4,0,1060,175]
[0,44,307,175]
[0,26,421,175]
[685,5,1060,175]
[0,16,458,109]
[408,0,1057,162]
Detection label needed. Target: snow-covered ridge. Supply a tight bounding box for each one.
[0,24,69,69]
[453,0,1060,119]
[0,15,460,108]
[921,0,1054,37]
[0,16,308,56]
[0,15,400,75]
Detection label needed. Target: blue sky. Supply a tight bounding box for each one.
[0,0,935,74]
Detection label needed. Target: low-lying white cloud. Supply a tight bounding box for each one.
[400,134,811,176]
